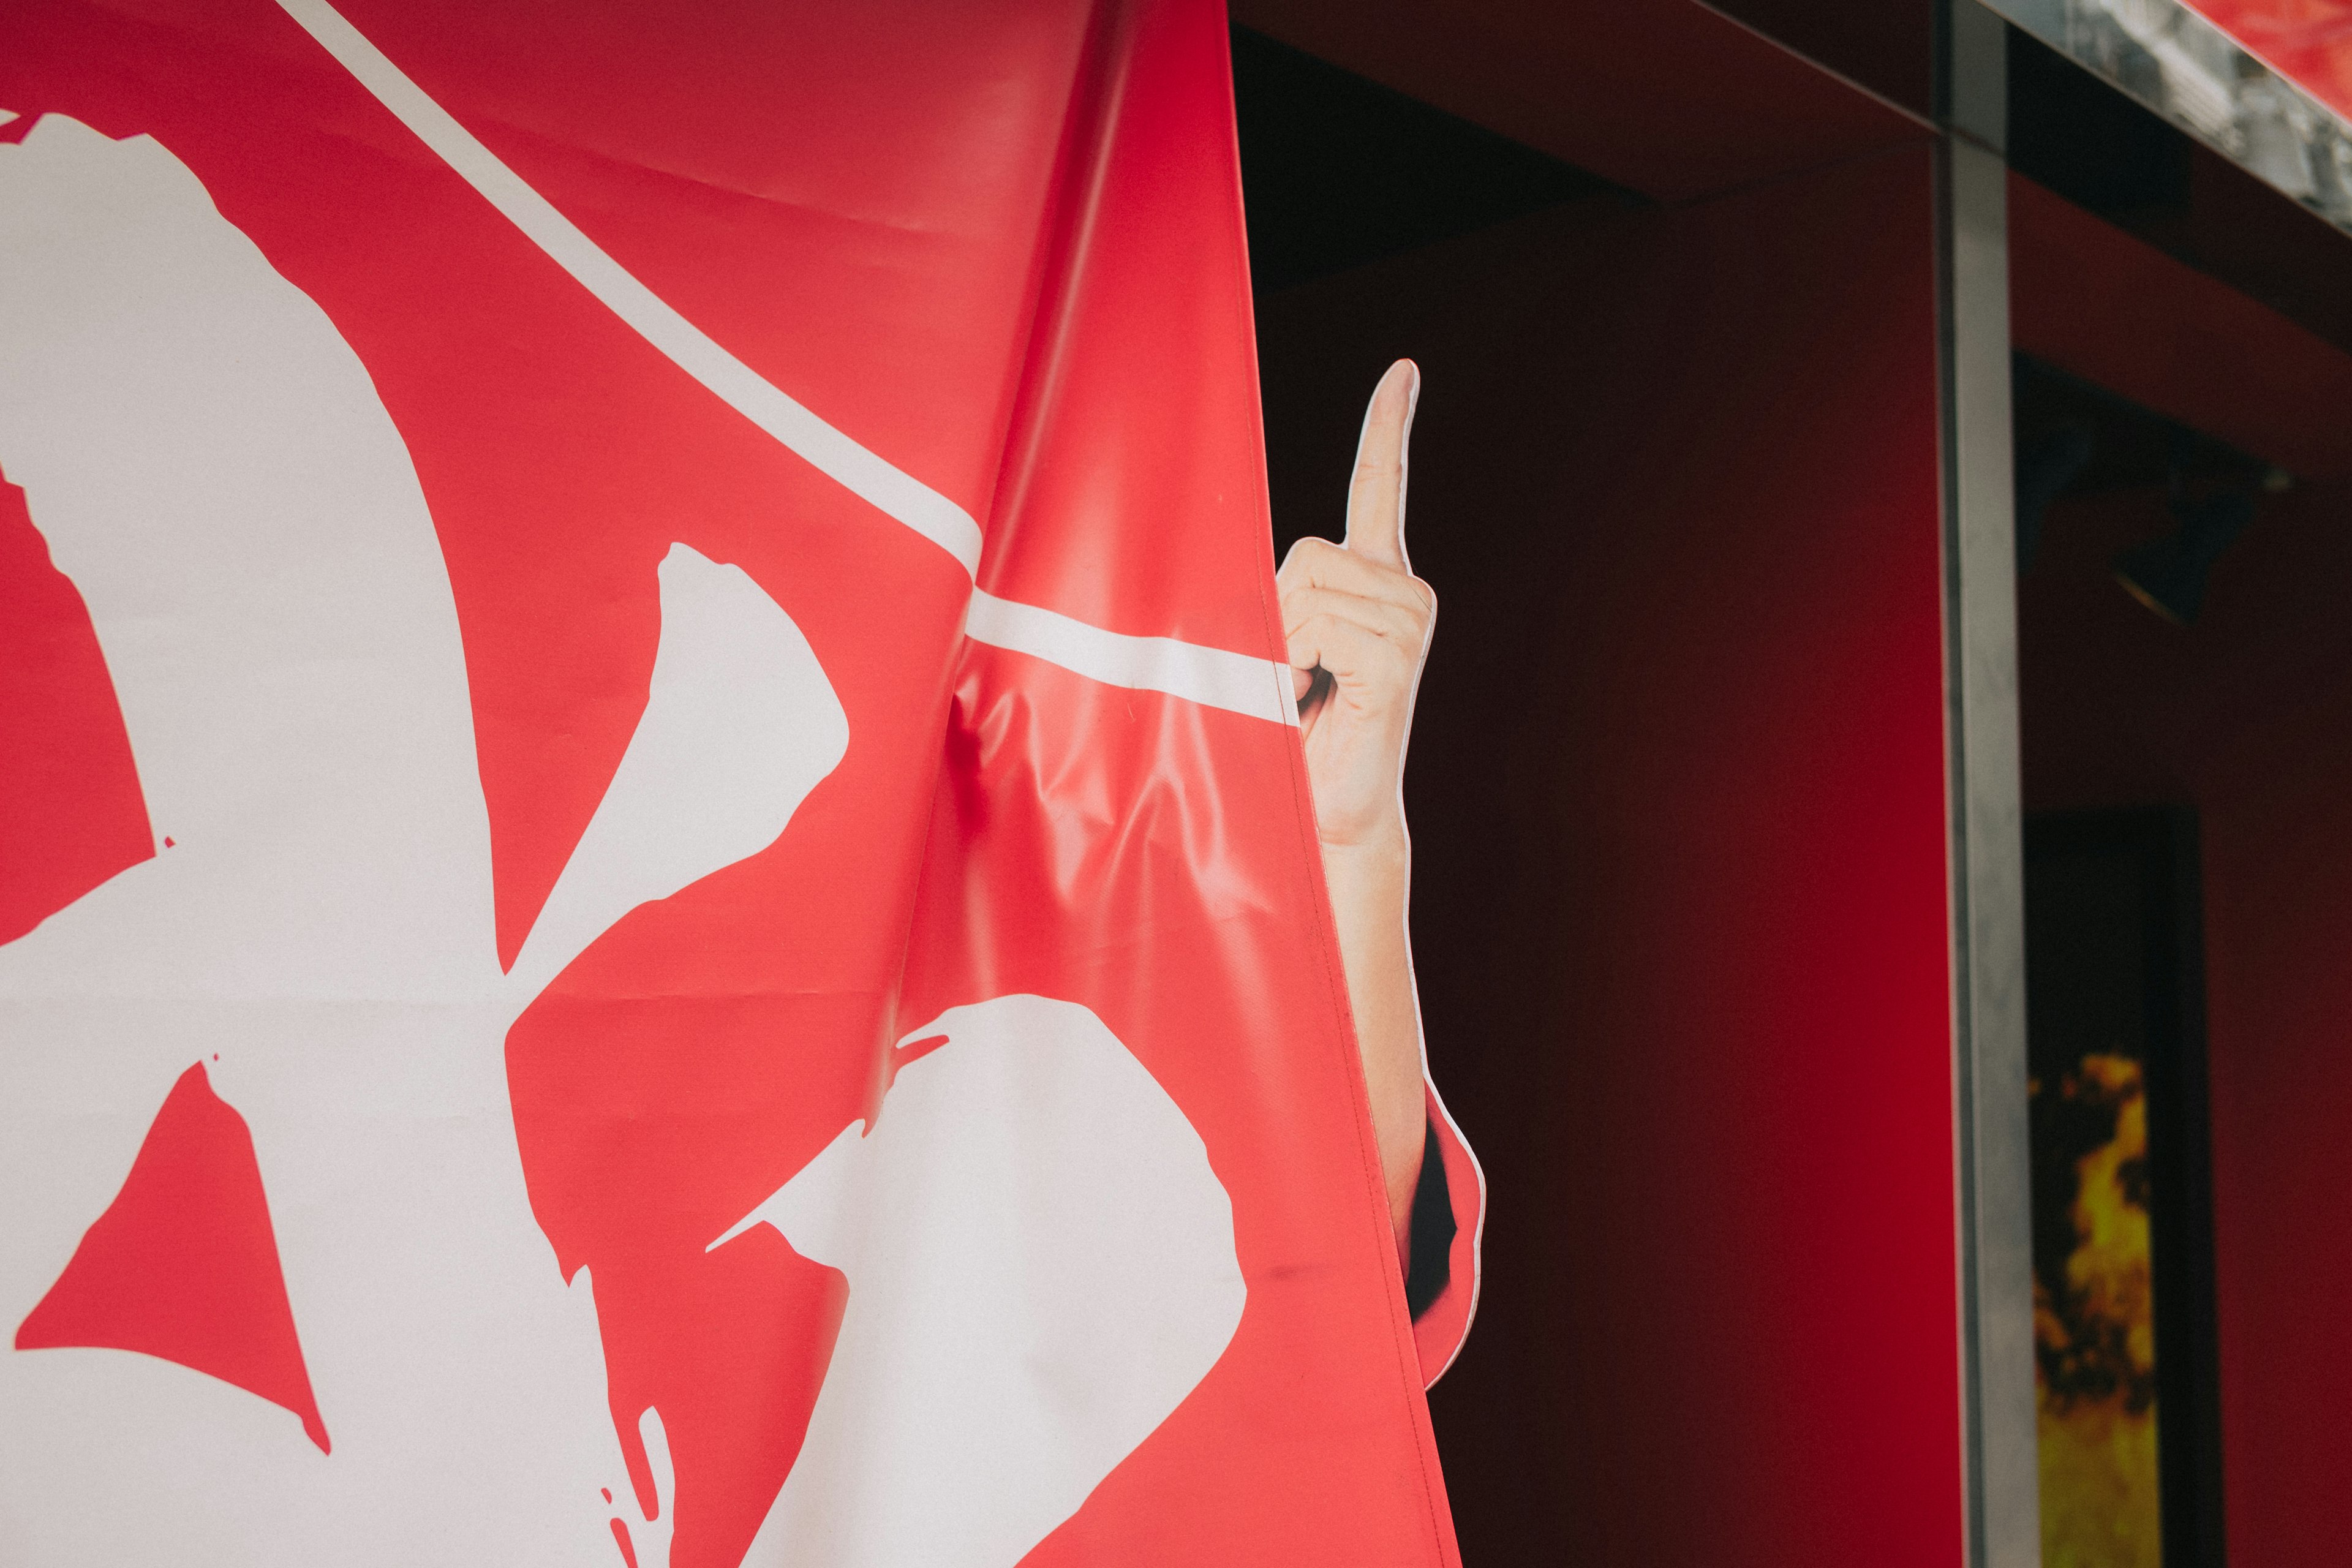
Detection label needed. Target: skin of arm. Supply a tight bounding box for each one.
[1278,358,1435,1277]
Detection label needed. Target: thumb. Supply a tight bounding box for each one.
[1343,358,1419,571]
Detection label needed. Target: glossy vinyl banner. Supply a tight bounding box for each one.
[0,2,1479,1564]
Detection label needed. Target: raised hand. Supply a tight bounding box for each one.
[1280,360,1434,851]
[1278,360,1436,1269]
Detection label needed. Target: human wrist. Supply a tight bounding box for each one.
[1319,812,1409,865]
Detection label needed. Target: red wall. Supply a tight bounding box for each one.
[1235,0,1923,203]
[1256,146,1965,1562]
[2012,175,2352,1567]
[2021,482,2352,1568]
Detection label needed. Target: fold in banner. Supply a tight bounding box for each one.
[0,3,1480,1564]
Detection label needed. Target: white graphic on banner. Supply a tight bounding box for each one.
[0,115,839,1564]
[715,996,1248,1568]
[508,544,848,1005]
[0,109,1247,1568]
[275,0,1299,728]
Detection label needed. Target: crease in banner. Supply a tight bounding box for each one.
[275,0,1297,729]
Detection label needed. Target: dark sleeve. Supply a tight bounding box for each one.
[1403,1118,1455,1321]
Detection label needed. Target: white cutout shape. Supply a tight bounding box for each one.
[509,543,848,1003]
[717,996,1246,1568]
[0,89,1256,1568]
[0,114,842,1566]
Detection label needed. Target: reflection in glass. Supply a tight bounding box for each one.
[1991,0,2352,231]
[2024,810,2222,1568]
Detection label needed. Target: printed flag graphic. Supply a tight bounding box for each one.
[0,3,1481,1564]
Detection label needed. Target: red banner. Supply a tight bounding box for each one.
[0,3,1477,1564]
[2187,0,2352,121]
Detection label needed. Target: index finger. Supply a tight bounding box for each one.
[1344,358,1420,571]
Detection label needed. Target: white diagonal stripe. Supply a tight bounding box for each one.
[277,0,984,575]
[967,591,1297,726]
[280,0,1294,726]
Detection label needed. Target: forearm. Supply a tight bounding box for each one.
[1283,356,1433,1283]
[1321,821,1427,1271]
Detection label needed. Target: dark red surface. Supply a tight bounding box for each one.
[2014,181,2352,1568]
[1259,143,1962,1562]
[1233,0,1928,203]
[16,1062,327,1452]
[2010,172,2352,483]
[1700,0,1935,115]
[2021,483,2352,1568]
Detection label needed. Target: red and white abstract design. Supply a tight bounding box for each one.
[0,4,1479,1564]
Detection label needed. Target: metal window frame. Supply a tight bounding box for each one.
[1937,5,2042,1567]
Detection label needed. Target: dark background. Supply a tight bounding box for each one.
[1234,6,2352,1561]
[1237,27,1964,1559]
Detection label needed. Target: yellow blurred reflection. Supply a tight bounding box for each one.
[2035,1053,2161,1568]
